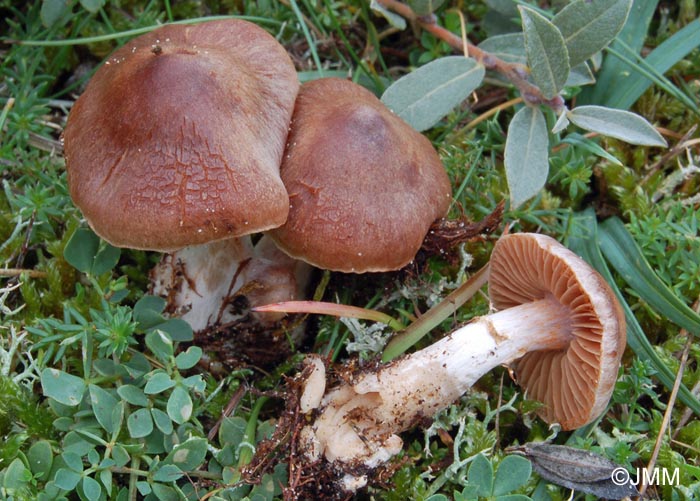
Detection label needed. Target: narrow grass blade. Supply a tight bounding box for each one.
[577,0,658,105]
[567,209,700,415]
[598,217,700,335]
[601,21,700,112]
[562,133,623,166]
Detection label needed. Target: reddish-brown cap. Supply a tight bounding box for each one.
[269,78,452,273]
[63,20,299,251]
[489,233,626,430]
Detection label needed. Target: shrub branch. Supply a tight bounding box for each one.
[376,0,565,111]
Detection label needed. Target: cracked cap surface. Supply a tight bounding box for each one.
[63,19,298,251]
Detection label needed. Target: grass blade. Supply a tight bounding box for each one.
[598,217,700,335]
[600,21,700,112]
[567,209,700,415]
[577,0,658,106]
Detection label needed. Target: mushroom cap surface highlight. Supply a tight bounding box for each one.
[63,19,298,251]
[488,233,626,430]
[269,77,452,273]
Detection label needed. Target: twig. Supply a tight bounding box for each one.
[375,0,565,111]
[208,384,247,441]
[0,268,48,279]
[641,124,698,185]
[639,297,700,497]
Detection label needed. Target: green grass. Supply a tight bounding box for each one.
[1,0,700,499]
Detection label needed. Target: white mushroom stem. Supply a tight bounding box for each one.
[150,235,312,332]
[302,294,573,472]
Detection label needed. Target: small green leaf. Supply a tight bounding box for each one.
[145,329,174,361]
[381,56,485,131]
[112,445,130,467]
[478,33,526,65]
[468,454,494,497]
[99,469,112,492]
[167,386,193,424]
[370,0,406,30]
[406,0,446,16]
[82,475,102,500]
[154,318,193,342]
[504,106,549,208]
[64,228,100,274]
[41,368,86,406]
[493,456,532,496]
[92,243,120,276]
[144,371,176,395]
[27,440,53,481]
[3,458,31,490]
[89,384,119,433]
[117,384,149,406]
[568,105,667,146]
[79,0,104,12]
[133,295,167,328]
[127,408,154,438]
[219,416,247,446]
[519,6,569,99]
[151,482,180,501]
[164,438,208,471]
[151,408,174,435]
[565,62,596,87]
[54,468,82,490]
[553,0,633,67]
[40,0,72,28]
[175,346,202,370]
[153,464,184,483]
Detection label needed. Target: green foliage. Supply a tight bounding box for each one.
[2,0,700,499]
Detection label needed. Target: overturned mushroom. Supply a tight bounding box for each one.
[62,20,305,330]
[299,233,626,489]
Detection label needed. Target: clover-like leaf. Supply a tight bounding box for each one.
[164,438,208,471]
[127,408,154,438]
[568,105,667,146]
[381,56,485,131]
[175,346,202,370]
[41,368,86,406]
[89,384,119,433]
[504,106,550,208]
[27,440,53,481]
[493,455,532,496]
[167,386,193,424]
[144,371,176,395]
[519,6,569,99]
[467,453,494,497]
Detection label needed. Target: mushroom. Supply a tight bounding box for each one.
[299,233,626,489]
[269,77,453,273]
[62,20,306,331]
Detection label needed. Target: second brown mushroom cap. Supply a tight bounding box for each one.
[270,77,453,273]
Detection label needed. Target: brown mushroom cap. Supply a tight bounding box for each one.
[268,78,452,273]
[488,233,626,430]
[63,19,299,251]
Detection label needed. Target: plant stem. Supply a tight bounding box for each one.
[375,0,564,111]
[382,263,489,361]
